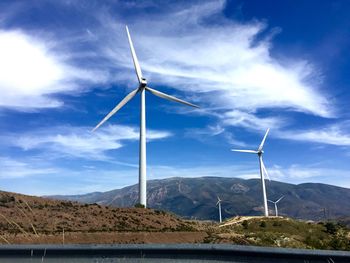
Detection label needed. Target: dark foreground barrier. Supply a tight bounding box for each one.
[0,244,349,262]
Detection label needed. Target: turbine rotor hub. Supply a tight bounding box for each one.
[140,77,147,87]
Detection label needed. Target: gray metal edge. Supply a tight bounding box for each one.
[0,244,348,256]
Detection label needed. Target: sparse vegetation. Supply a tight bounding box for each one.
[217,217,350,250]
[0,191,348,249]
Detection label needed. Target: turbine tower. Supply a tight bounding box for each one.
[216,196,222,223]
[268,196,284,217]
[232,128,270,217]
[93,26,199,207]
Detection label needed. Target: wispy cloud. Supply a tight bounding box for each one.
[0,0,332,119]
[222,110,286,131]
[267,164,350,188]
[275,122,350,146]
[97,1,331,117]
[185,124,247,147]
[1,154,349,195]
[6,124,172,160]
[0,156,58,179]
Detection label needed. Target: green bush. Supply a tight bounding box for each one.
[134,203,145,208]
[305,235,324,249]
[325,222,337,235]
[260,221,266,228]
[242,220,249,229]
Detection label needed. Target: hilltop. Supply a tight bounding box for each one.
[49,177,350,222]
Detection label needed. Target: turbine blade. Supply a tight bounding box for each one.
[267,200,274,203]
[126,25,143,83]
[258,128,270,151]
[231,149,258,154]
[216,201,220,206]
[261,159,271,181]
[92,88,139,132]
[145,86,199,108]
[276,196,284,203]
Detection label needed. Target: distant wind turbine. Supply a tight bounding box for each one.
[268,196,284,217]
[92,26,199,208]
[231,128,271,217]
[216,196,222,223]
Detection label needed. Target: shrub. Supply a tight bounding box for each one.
[305,235,324,249]
[242,220,249,229]
[260,221,266,228]
[134,203,145,208]
[328,235,350,250]
[273,221,282,227]
[325,222,337,235]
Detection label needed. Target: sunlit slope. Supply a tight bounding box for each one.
[0,190,193,235]
[50,177,350,221]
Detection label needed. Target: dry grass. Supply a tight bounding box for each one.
[0,190,348,250]
[0,191,199,244]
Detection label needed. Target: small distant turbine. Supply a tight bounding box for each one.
[216,196,222,223]
[268,196,284,217]
[232,128,271,217]
[92,26,199,208]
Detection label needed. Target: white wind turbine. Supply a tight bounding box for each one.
[216,196,222,223]
[231,128,271,217]
[92,26,199,208]
[268,196,284,217]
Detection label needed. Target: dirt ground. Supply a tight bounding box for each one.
[1,231,208,244]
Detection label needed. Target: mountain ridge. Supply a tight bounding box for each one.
[48,176,350,221]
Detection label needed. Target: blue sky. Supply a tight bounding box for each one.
[1,0,350,195]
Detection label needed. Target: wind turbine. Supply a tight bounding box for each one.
[92,26,199,208]
[268,196,284,217]
[231,128,270,217]
[216,196,222,223]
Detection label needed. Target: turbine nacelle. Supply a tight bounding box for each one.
[140,77,147,87]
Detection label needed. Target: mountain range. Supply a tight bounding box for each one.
[49,177,350,221]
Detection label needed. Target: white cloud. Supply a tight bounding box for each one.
[0,1,333,119]
[95,1,331,118]
[0,30,110,110]
[0,156,57,178]
[9,124,172,160]
[0,30,65,108]
[267,164,350,188]
[222,110,286,131]
[185,124,247,147]
[275,122,350,146]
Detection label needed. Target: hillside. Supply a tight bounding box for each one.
[0,190,203,244]
[0,190,349,250]
[209,216,350,250]
[50,177,350,221]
